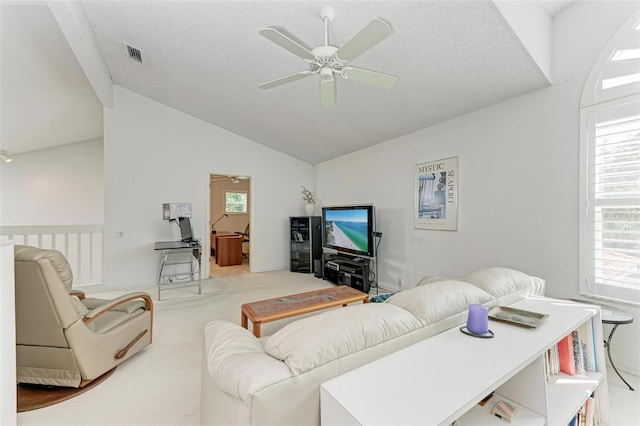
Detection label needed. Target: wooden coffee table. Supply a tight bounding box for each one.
[241,285,369,337]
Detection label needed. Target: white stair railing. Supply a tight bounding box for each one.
[0,225,104,287]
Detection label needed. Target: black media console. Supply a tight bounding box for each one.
[323,255,370,294]
[290,216,322,274]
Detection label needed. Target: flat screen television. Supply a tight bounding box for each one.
[178,217,194,242]
[322,205,375,259]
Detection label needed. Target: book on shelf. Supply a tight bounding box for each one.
[575,322,597,373]
[581,320,597,371]
[557,333,577,376]
[572,330,586,373]
[553,321,598,378]
[592,389,602,425]
[544,345,561,378]
[571,395,596,426]
[544,349,551,379]
[586,396,596,426]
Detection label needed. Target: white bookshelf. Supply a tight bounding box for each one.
[320,297,610,426]
[545,372,604,425]
[457,394,544,426]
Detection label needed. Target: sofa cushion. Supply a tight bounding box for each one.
[416,275,451,286]
[264,303,422,376]
[204,320,292,400]
[386,280,494,325]
[462,267,535,298]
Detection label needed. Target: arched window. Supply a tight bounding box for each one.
[579,12,640,303]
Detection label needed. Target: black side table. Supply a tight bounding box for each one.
[572,299,635,391]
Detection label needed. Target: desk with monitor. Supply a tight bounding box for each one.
[154,241,201,300]
[155,216,202,300]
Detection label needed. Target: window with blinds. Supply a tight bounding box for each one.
[587,100,640,300]
[580,15,639,303]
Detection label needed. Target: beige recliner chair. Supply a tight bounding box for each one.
[14,245,153,388]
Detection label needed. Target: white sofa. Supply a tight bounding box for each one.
[201,267,545,425]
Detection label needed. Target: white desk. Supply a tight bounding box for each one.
[155,241,201,300]
[320,297,610,426]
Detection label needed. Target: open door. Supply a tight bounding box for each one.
[209,174,250,277]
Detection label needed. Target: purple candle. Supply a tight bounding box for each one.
[467,304,489,334]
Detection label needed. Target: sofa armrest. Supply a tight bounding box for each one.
[204,320,291,401]
[83,292,153,324]
[70,290,86,300]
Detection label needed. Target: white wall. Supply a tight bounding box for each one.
[0,241,16,426]
[316,82,581,291]
[103,86,314,288]
[315,1,639,374]
[0,139,104,225]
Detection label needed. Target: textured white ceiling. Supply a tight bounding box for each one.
[2,1,562,164]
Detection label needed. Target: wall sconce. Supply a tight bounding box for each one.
[0,150,13,163]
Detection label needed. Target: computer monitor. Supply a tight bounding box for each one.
[178,217,194,242]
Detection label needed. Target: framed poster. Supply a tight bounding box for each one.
[162,203,191,220]
[414,156,458,231]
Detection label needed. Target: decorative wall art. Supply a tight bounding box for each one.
[414,156,458,231]
[162,203,191,220]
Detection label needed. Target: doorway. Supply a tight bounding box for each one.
[209,174,250,277]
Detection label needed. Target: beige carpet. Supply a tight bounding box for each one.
[17,269,331,426]
[16,269,640,426]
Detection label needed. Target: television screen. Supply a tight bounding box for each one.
[178,217,193,242]
[322,205,375,258]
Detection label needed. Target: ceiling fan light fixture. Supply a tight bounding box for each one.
[228,176,249,183]
[258,7,398,107]
[320,70,336,107]
[320,66,333,80]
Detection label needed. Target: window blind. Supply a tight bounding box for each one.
[591,104,640,293]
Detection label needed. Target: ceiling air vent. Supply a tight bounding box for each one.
[125,43,143,63]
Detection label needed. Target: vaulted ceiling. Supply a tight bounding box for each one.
[1,1,575,164]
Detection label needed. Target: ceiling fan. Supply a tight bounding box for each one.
[211,175,249,184]
[258,7,399,107]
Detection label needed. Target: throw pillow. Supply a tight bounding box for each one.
[386,280,494,325]
[462,267,533,298]
[370,293,394,303]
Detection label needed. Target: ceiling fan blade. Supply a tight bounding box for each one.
[342,67,398,89]
[259,28,315,61]
[320,73,336,107]
[335,18,392,62]
[258,71,311,89]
